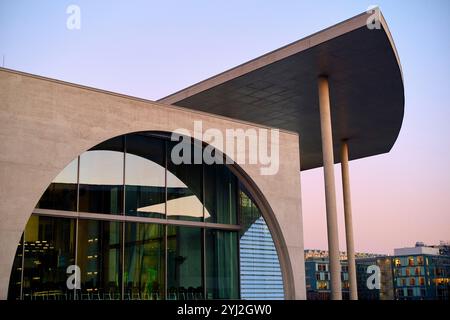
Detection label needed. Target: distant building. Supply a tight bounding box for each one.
[304,249,382,261]
[305,258,350,300]
[304,250,383,300]
[392,245,450,300]
[356,257,394,300]
[355,244,450,300]
[430,241,450,257]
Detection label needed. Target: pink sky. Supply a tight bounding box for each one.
[1,1,449,254]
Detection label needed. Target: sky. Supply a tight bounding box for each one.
[1,0,449,254]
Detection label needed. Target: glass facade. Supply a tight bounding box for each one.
[22,216,76,300]
[167,226,204,299]
[239,190,284,300]
[77,220,122,299]
[36,158,78,211]
[79,137,124,215]
[8,132,284,300]
[124,222,164,299]
[206,229,239,299]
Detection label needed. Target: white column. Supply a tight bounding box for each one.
[318,76,342,300]
[341,141,358,300]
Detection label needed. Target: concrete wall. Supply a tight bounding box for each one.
[0,68,306,299]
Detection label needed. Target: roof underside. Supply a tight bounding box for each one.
[159,11,404,170]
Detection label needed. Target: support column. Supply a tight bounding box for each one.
[317,76,342,300]
[341,141,358,300]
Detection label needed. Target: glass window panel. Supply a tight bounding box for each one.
[36,158,78,211]
[204,164,237,224]
[167,226,203,299]
[125,134,166,218]
[167,140,203,222]
[22,216,76,300]
[79,136,124,214]
[239,188,284,300]
[124,222,165,300]
[206,229,238,299]
[7,236,24,300]
[77,220,122,300]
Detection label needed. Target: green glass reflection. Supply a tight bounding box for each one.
[36,158,78,211]
[206,230,239,299]
[77,220,122,299]
[125,134,166,218]
[167,226,203,299]
[204,164,237,224]
[124,222,165,300]
[22,216,76,300]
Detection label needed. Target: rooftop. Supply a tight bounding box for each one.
[159,10,405,170]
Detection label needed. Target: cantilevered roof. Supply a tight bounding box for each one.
[159,10,405,170]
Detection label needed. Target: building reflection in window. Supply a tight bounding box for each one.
[7,236,24,300]
[36,158,78,211]
[239,189,284,300]
[8,132,285,300]
[77,220,122,299]
[22,216,76,300]
[125,134,166,218]
[79,137,124,215]
[167,140,203,222]
[205,229,238,299]
[204,164,237,225]
[167,226,203,299]
[124,222,165,300]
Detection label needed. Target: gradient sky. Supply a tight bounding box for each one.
[1,0,449,254]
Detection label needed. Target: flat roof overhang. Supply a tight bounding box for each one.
[159,10,405,170]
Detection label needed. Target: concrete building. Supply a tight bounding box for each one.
[0,10,404,300]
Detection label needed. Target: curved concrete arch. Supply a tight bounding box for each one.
[30,129,295,299]
[0,69,305,299]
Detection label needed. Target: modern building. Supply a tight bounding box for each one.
[0,10,404,300]
[355,244,450,301]
[356,256,394,300]
[305,249,383,261]
[305,258,350,300]
[240,215,284,300]
[304,251,382,300]
[392,245,450,300]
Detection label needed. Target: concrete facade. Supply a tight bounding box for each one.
[0,68,306,300]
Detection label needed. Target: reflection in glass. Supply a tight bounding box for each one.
[77,220,122,299]
[206,230,238,299]
[239,190,284,300]
[125,134,166,218]
[7,236,24,300]
[22,216,76,300]
[167,226,203,299]
[37,158,78,211]
[11,132,264,300]
[79,137,124,214]
[124,222,165,300]
[167,140,203,221]
[204,164,237,224]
